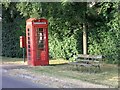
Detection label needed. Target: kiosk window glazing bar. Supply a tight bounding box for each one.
[27,28,31,60]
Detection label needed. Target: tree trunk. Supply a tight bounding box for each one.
[83,23,87,55]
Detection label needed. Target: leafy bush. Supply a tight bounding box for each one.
[2,2,119,64]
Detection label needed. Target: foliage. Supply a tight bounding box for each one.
[88,2,119,63]
[2,3,26,57]
[49,29,82,60]
[2,2,120,63]
[16,2,42,18]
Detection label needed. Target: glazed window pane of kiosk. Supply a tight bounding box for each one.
[37,28,44,49]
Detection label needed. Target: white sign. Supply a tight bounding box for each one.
[34,22,46,24]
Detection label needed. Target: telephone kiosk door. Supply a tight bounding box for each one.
[35,27,49,66]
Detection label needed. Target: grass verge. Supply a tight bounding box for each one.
[2,56,119,88]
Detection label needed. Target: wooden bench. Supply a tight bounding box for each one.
[69,54,102,72]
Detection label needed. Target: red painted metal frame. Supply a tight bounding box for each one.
[26,18,49,66]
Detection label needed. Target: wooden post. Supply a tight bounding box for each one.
[23,48,25,62]
[83,23,87,55]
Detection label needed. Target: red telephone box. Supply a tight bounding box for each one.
[26,18,49,66]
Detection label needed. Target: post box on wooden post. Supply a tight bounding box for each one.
[20,36,26,62]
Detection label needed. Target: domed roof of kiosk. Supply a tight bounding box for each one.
[26,18,47,22]
[26,18,36,22]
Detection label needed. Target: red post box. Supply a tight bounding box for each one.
[26,18,49,66]
[20,36,26,48]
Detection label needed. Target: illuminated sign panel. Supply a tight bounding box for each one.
[34,22,46,24]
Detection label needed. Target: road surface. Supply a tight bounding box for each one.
[2,72,48,88]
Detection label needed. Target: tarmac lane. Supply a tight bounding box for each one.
[1,72,48,88]
[0,67,2,89]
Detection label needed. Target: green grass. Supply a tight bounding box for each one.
[1,56,27,65]
[2,56,23,62]
[2,56,119,88]
[28,64,118,88]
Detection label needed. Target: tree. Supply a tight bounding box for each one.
[2,2,120,63]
